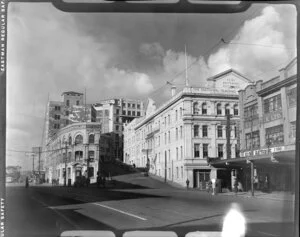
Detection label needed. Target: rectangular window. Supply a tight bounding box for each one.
[66,100,70,106]
[168,131,171,143]
[202,125,208,137]
[168,115,171,125]
[122,103,126,107]
[245,131,260,150]
[116,125,119,131]
[266,125,284,146]
[54,114,60,120]
[76,100,79,105]
[128,111,131,116]
[180,126,183,139]
[290,122,296,140]
[116,109,119,115]
[264,94,282,113]
[55,106,61,111]
[137,111,141,116]
[176,128,178,140]
[175,110,178,121]
[203,144,208,158]
[181,166,183,178]
[104,110,109,116]
[65,111,69,116]
[165,133,167,144]
[194,125,199,137]
[132,111,136,116]
[137,104,140,109]
[235,144,239,158]
[218,144,224,158]
[181,146,183,160]
[168,150,170,162]
[217,126,223,138]
[288,87,296,107]
[176,147,178,160]
[132,104,135,108]
[194,144,200,158]
[128,103,131,108]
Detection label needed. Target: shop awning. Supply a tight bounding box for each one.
[209,150,295,169]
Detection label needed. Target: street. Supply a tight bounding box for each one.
[5,176,295,237]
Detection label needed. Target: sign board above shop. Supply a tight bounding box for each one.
[240,146,287,157]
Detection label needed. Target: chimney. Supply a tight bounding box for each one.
[171,85,176,97]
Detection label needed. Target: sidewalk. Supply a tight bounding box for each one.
[216,190,295,202]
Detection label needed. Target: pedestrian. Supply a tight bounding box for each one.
[234,179,238,194]
[25,177,29,188]
[186,179,190,189]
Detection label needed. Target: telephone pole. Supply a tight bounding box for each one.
[250,107,254,197]
[32,154,35,173]
[226,114,232,159]
[64,142,67,187]
[38,147,41,182]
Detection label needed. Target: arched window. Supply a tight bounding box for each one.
[234,104,239,115]
[217,103,222,115]
[202,103,207,115]
[225,104,230,115]
[193,102,199,115]
[89,134,95,144]
[68,136,72,146]
[75,134,83,145]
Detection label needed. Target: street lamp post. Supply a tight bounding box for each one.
[64,142,68,187]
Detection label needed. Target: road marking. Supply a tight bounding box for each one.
[31,196,80,230]
[256,231,279,236]
[93,203,147,221]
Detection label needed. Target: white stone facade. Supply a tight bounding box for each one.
[44,122,101,185]
[124,69,253,188]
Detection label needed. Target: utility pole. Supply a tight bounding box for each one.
[32,154,35,173]
[250,107,254,197]
[38,147,41,182]
[64,142,67,187]
[165,151,167,183]
[226,114,232,160]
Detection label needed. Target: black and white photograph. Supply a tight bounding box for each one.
[2,1,298,237]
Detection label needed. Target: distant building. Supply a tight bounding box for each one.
[45,91,96,142]
[93,98,145,161]
[124,69,252,189]
[44,122,101,185]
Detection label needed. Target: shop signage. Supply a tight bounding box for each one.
[241,146,285,157]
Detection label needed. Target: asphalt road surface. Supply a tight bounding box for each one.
[5,183,295,237]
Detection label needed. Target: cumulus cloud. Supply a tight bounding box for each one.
[207,5,296,80]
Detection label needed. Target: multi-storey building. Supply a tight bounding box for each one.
[45,91,96,142]
[237,57,297,192]
[44,122,101,185]
[124,69,252,189]
[93,98,144,161]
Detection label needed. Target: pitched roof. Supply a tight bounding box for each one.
[61,91,83,96]
[207,68,253,83]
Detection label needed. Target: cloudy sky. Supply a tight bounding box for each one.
[7,2,296,170]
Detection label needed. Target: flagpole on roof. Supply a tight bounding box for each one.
[185,45,189,87]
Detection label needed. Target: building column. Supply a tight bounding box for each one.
[257,96,266,147]
[184,122,193,159]
[281,87,290,144]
